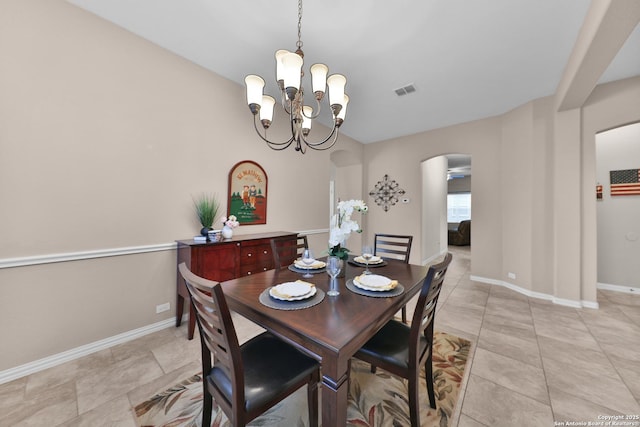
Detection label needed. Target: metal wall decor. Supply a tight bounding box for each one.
[369,174,405,212]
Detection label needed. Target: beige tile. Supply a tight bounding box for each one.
[548,386,624,424]
[0,376,27,414]
[24,349,115,396]
[151,333,201,373]
[436,302,484,337]
[543,357,640,415]
[608,354,640,401]
[76,353,163,414]
[470,348,548,404]
[109,328,178,363]
[530,303,589,333]
[533,317,599,349]
[457,413,488,427]
[489,285,530,302]
[0,381,77,427]
[461,375,554,427]
[443,287,490,311]
[483,296,533,326]
[58,396,136,427]
[618,304,640,325]
[585,320,640,347]
[481,312,536,339]
[537,335,618,377]
[127,360,201,406]
[477,328,542,368]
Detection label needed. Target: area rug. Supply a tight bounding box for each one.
[134,331,471,427]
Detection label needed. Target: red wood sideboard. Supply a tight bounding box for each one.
[176,231,297,339]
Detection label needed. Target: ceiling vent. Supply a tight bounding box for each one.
[394,83,416,96]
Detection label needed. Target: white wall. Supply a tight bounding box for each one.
[595,122,640,287]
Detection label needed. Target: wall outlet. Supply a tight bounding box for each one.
[508,272,516,280]
[156,302,170,314]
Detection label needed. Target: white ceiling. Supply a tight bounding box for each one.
[67,0,640,145]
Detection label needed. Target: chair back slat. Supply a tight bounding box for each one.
[178,263,244,406]
[409,253,453,361]
[374,234,413,263]
[271,235,308,268]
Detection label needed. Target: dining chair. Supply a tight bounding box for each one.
[374,233,413,322]
[178,263,320,427]
[353,253,452,427]
[270,234,308,269]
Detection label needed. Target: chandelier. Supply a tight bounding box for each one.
[244,0,349,154]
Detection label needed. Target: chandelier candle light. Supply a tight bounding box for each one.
[244,0,349,154]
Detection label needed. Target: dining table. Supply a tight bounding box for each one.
[221,255,429,427]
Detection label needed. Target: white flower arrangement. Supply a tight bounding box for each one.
[221,215,239,229]
[328,199,368,258]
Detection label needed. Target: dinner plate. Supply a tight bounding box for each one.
[269,282,317,301]
[353,274,398,292]
[353,255,383,264]
[293,259,327,269]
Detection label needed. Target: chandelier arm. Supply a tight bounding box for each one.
[299,122,340,150]
[280,89,293,115]
[252,116,296,150]
[301,98,323,120]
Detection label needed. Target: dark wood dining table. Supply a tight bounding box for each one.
[221,256,428,427]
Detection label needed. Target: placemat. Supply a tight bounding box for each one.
[346,279,404,298]
[259,287,326,310]
[347,259,388,268]
[288,264,327,274]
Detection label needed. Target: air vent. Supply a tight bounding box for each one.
[394,83,416,96]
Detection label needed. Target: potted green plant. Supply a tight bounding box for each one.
[193,193,221,238]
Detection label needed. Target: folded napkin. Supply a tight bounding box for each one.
[294,259,326,269]
[354,255,383,264]
[354,274,398,290]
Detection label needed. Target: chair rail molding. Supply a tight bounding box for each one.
[0,242,177,269]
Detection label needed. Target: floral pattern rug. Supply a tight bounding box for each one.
[134,331,471,427]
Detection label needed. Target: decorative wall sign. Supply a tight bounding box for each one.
[227,160,268,225]
[596,184,603,200]
[609,168,640,196]
[369,174,406,212]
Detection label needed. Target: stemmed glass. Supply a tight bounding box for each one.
[326,256,342,296]
[301,248,315,279]
[361,244,374,275]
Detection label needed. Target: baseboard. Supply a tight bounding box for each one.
[470,275,599,309]
[597,282,640,294]
[0,317,180,385]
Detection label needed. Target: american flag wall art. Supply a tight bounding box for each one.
[609,169,640,196]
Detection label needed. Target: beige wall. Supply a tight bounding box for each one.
[0,0,362,371]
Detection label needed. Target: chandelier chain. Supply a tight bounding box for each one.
[296,0,303,50]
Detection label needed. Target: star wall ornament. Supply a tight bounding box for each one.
[369,174,406,212]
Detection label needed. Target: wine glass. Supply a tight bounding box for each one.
[326,256,342,296]
[301,248,315,279]
[361,244,374,275]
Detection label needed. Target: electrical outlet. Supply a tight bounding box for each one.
[156,302,170,314]
[508,272,516,280]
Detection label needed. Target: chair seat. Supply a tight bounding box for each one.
[356,320,428,371]
[208,332,318,413]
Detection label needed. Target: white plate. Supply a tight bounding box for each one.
[269,285,317,301]
[354,256,383,264]
[353,274,398,292]
[294,259,327,269]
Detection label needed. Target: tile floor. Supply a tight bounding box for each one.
[1,246,639,426]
